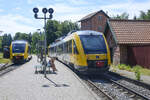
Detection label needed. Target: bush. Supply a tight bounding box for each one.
[133,65,142,81]
[117,64,131,71]
[117,64,124,70]
[125,65,132,71]
[132,65,142,72]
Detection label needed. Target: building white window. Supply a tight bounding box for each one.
[98,16,102,20]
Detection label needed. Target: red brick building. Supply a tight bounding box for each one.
[104,19,150,69]
[79,10,109,33]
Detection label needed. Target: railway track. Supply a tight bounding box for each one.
[109,78,150,100]
[87,74,150,100]
[57,59,150,100]
[0,57,32,77]
[0,63,15,76]
[0,62,28,77]
[86,79,114,100]
[0,63,11,71]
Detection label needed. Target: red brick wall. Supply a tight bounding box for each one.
[91,13,108,32]
[81,12,108,33]
[81,20,92,30]
[113,46,120,65]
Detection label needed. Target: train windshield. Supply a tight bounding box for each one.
[80,35,107,54]
[12,43,26,53]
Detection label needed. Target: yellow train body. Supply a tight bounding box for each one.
[49,30,111,74]
[10,40,31,63]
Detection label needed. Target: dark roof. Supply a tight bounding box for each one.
[107,19,150,44]
[78,10,109,22]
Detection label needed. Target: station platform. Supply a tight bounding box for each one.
[0,55,99,100]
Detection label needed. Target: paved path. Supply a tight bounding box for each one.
[0,56,98,100]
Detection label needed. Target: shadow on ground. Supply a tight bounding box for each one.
[41,76,70,87]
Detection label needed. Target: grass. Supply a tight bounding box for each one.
[0,53,11,64]
[112,64,150,76]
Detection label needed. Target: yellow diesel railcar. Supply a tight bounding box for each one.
[49,30,111,74]
[10,40,31,63]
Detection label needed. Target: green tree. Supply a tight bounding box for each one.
[61,21,79,35]
[31,32,40,53]
[14,32,32,44]
[0,36,2,52]
[138,10,150,20]
[45,20,80,46]
[112,12,129,19]
[46,20,61,46]
[14,32,22,40]
[28,32,32,44]
[2,34,12,51]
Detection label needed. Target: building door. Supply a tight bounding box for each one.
[127,46,150,69]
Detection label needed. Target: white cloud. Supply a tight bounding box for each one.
[0,9,4,12]
[27,0,46,4]
[1,0,150,37]
[66,0,89,5]
[35,3,88,22]
[0,14,37,36]
[47,3,83,14]
[100,0,150,18]
[15,7,21,10]
[44,0,150,21]
[54,13,85,22]
[27,0,33,4]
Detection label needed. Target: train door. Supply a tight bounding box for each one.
[3,46,10,59]
[72,40,79,65]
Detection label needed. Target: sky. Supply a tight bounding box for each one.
[0,0,150,36]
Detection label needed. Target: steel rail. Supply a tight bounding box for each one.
[109,79,150,100]
[0,63,9,71]
[87,79,114,100]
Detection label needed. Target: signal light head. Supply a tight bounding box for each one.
[48,8,54,14]
[42,8,47,14]
[33,8,39,13]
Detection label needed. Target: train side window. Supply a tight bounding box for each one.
[73,41,79,54]
[54,47,56,53]
[68,40,72,54]
[60,44,63,54]
[64,42,68,53]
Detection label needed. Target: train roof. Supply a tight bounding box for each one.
[49,30,103,47]
[75,30,103,36]
[12,40,28,44]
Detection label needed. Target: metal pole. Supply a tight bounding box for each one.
[44,14,47,78]
[33,7,54,78]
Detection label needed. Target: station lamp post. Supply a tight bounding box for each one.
[33,7,54,78]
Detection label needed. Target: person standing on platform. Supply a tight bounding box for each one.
[50,58,57,72]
